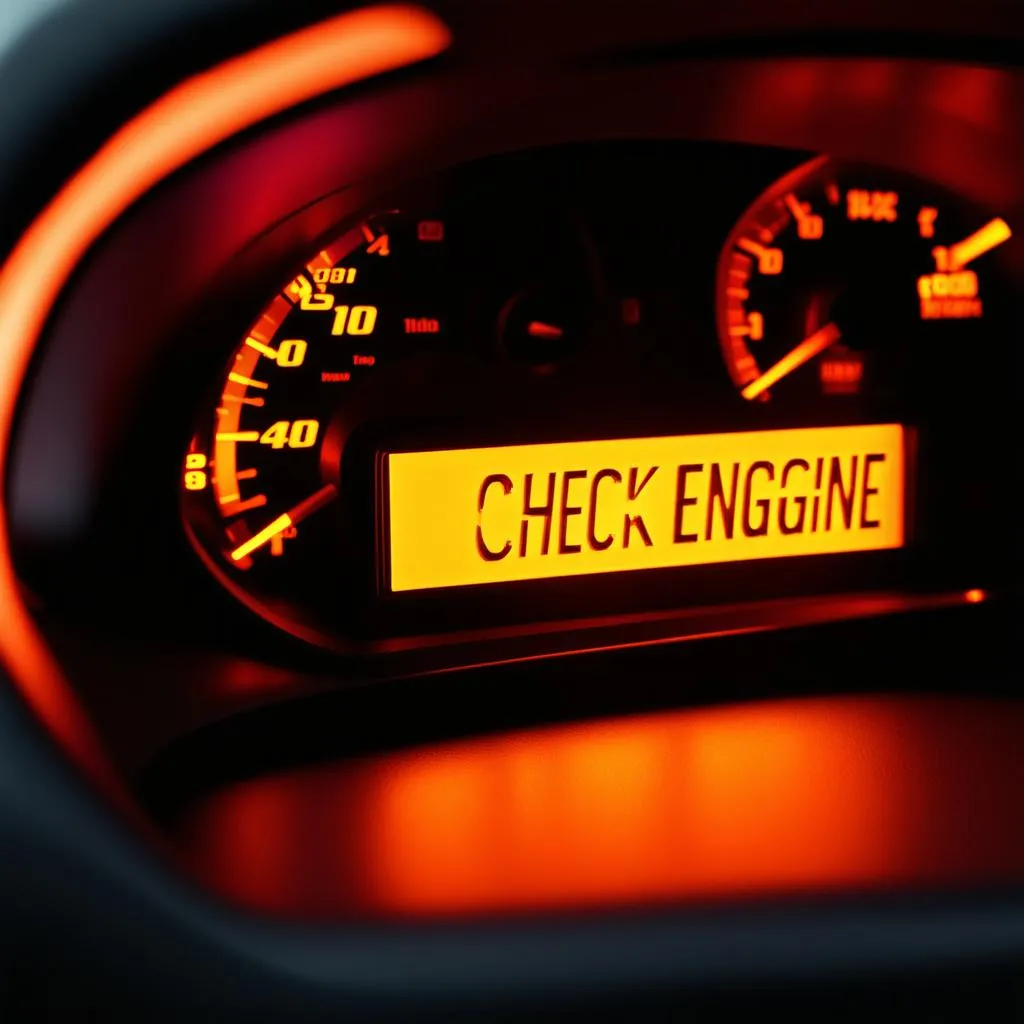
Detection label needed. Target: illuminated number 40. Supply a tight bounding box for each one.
[260,420,320,449]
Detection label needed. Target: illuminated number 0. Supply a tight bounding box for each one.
[259,420,320,449]
[332,305,378,336]
[758,249,783,274]
[276,339,307,367]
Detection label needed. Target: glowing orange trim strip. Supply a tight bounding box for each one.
[0,5,450,789]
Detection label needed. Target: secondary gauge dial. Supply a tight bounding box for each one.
[715,157,1013,405]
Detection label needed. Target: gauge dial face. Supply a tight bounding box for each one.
[182,211,450,635]
[716,157,1013,406]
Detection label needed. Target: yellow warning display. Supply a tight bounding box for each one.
[386,424,906,592]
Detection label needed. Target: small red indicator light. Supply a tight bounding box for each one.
[405,317,440,334]
[418,220,444,241]
[820,352,864,394]
[526,321,564,340]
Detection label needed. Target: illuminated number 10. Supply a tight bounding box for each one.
[332,305,378,336]
[796,215,823,240]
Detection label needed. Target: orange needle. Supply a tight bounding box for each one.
[741,323,842,401]
[230,483,337,561]
[527,321,564,339]
[245,337,278,360]
[948,218,1012,270]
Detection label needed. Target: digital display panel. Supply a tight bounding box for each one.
[386,424,906,593]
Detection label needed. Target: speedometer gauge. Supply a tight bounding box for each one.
[181,210,451,637]
[715,157,1013,405]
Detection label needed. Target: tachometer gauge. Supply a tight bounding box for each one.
[181,210,451,638]
[716,157,1013,405]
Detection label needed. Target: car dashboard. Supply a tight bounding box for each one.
[0,1,1021,1019]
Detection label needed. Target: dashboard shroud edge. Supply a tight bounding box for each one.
[0,6,450,787]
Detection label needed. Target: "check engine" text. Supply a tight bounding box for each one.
[475,454,889,562]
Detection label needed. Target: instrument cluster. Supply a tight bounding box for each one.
[178,141,1015,651]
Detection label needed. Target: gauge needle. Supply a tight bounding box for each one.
[527,321,564,339]
[947,218,1012,270]
[230,483,338,561]
[741,323,842,401]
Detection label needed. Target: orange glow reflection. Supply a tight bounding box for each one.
[0,6,449,789]
[175,697,1024,919]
